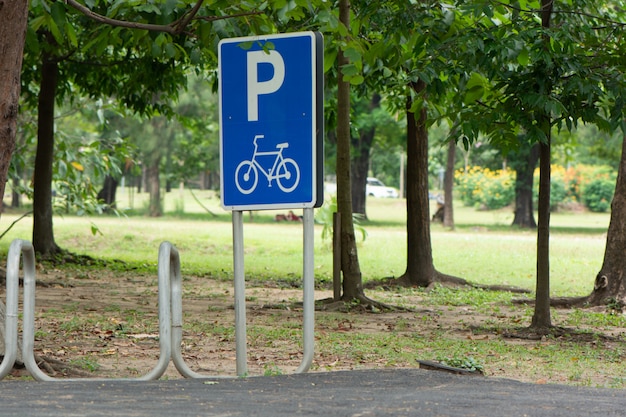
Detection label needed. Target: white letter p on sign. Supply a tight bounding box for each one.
[247,50,285,122]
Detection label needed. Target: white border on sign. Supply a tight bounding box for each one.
[218,31,319,211]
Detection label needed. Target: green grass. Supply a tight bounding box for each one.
[0,191,609,297]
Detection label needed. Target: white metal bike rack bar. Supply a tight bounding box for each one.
[18,240,173,382]
[0,240,28,380]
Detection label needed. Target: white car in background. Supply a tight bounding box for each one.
[324,177,399,198]
[366,177,399,198]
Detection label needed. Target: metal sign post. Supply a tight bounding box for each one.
[219,31,323,376]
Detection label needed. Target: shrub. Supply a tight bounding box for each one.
[534,164,616,211]
[583,179,614,212]
[456,167,514,210]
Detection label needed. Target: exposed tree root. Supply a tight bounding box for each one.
[34,355,93,378]
[0,267,70,288]
[501,325,625,342]
[2,355,92,379]
[546,295,590,308]
[513,294,625,315]
[502,325,567,339]
[42,249,127,268]
[314,295,413,313]
[369,271,531,294]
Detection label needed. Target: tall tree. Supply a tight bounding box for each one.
[529,0,555,331]
[454,0,626,330]
[0,0,29,366]
[401,80,437,286]
[351,93,381,219]
[0,1,29,212]
[353,0,467,287]
[510,140,539,229]
[31,45,61,255]
[336,0,367,301]
[586,133,626,306]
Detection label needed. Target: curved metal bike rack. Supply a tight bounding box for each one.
[18,240,173,382]
[0,240,27,380]
[2,235,314,381]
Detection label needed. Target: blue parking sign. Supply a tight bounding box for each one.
[219,32,323,211]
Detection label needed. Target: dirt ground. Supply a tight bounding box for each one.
[3,265,626,386]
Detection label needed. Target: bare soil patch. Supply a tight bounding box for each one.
[3,266,626,387]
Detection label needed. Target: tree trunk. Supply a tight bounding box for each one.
[0,1,28,215]
[351,135,369,219]
[97,175,118,211]
[147,161,162,217]
[0,1,29,359]
[351,94,382,219]
[32,50,61,257]
[587,132,626,306]
[337,0,365,300]
[11,177,21,208]
[530,0,554,332]
[400,81,436,286]
[532,137,552,329]
[511,142,539,229]
[443,138,455,229]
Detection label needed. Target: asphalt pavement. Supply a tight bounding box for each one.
[0,368,624,416]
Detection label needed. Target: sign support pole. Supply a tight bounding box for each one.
[232,210,247,377]
[296,207,315,373]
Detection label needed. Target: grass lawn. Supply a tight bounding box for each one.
[0,189,609,296]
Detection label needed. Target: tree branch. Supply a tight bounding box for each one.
[65,0,180,34]
[173,0,204,33]
[0,211,32,241]
[194,10,263,22]
[64,0,264,35]
[492,0,626,28]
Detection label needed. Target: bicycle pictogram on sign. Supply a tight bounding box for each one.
[234,135,301,194]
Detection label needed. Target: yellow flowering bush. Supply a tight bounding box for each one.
[456,167,515,210]
[457,164,616,212]
[533,164,616,211]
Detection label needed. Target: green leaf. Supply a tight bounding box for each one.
[164,43,177,59]
[190,49,201,65]
[66,23,78,48]
[25,26,40,54]
[408,98,423,115]
[340,63,359,77]
[324,48,337,73]
[237,41,254,51]
[164,0,178,15]
[151,42,161,57]
[58,160,67,177]
[29,15,47,32]
[47,16,64,45]
[90,222,102,236]
[349,74,364,85]
[50,1,66,33]
[517,48,529,66]
[343,47,361,63]
[463,72,487,104]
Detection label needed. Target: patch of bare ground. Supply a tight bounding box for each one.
[2,267,626,387]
